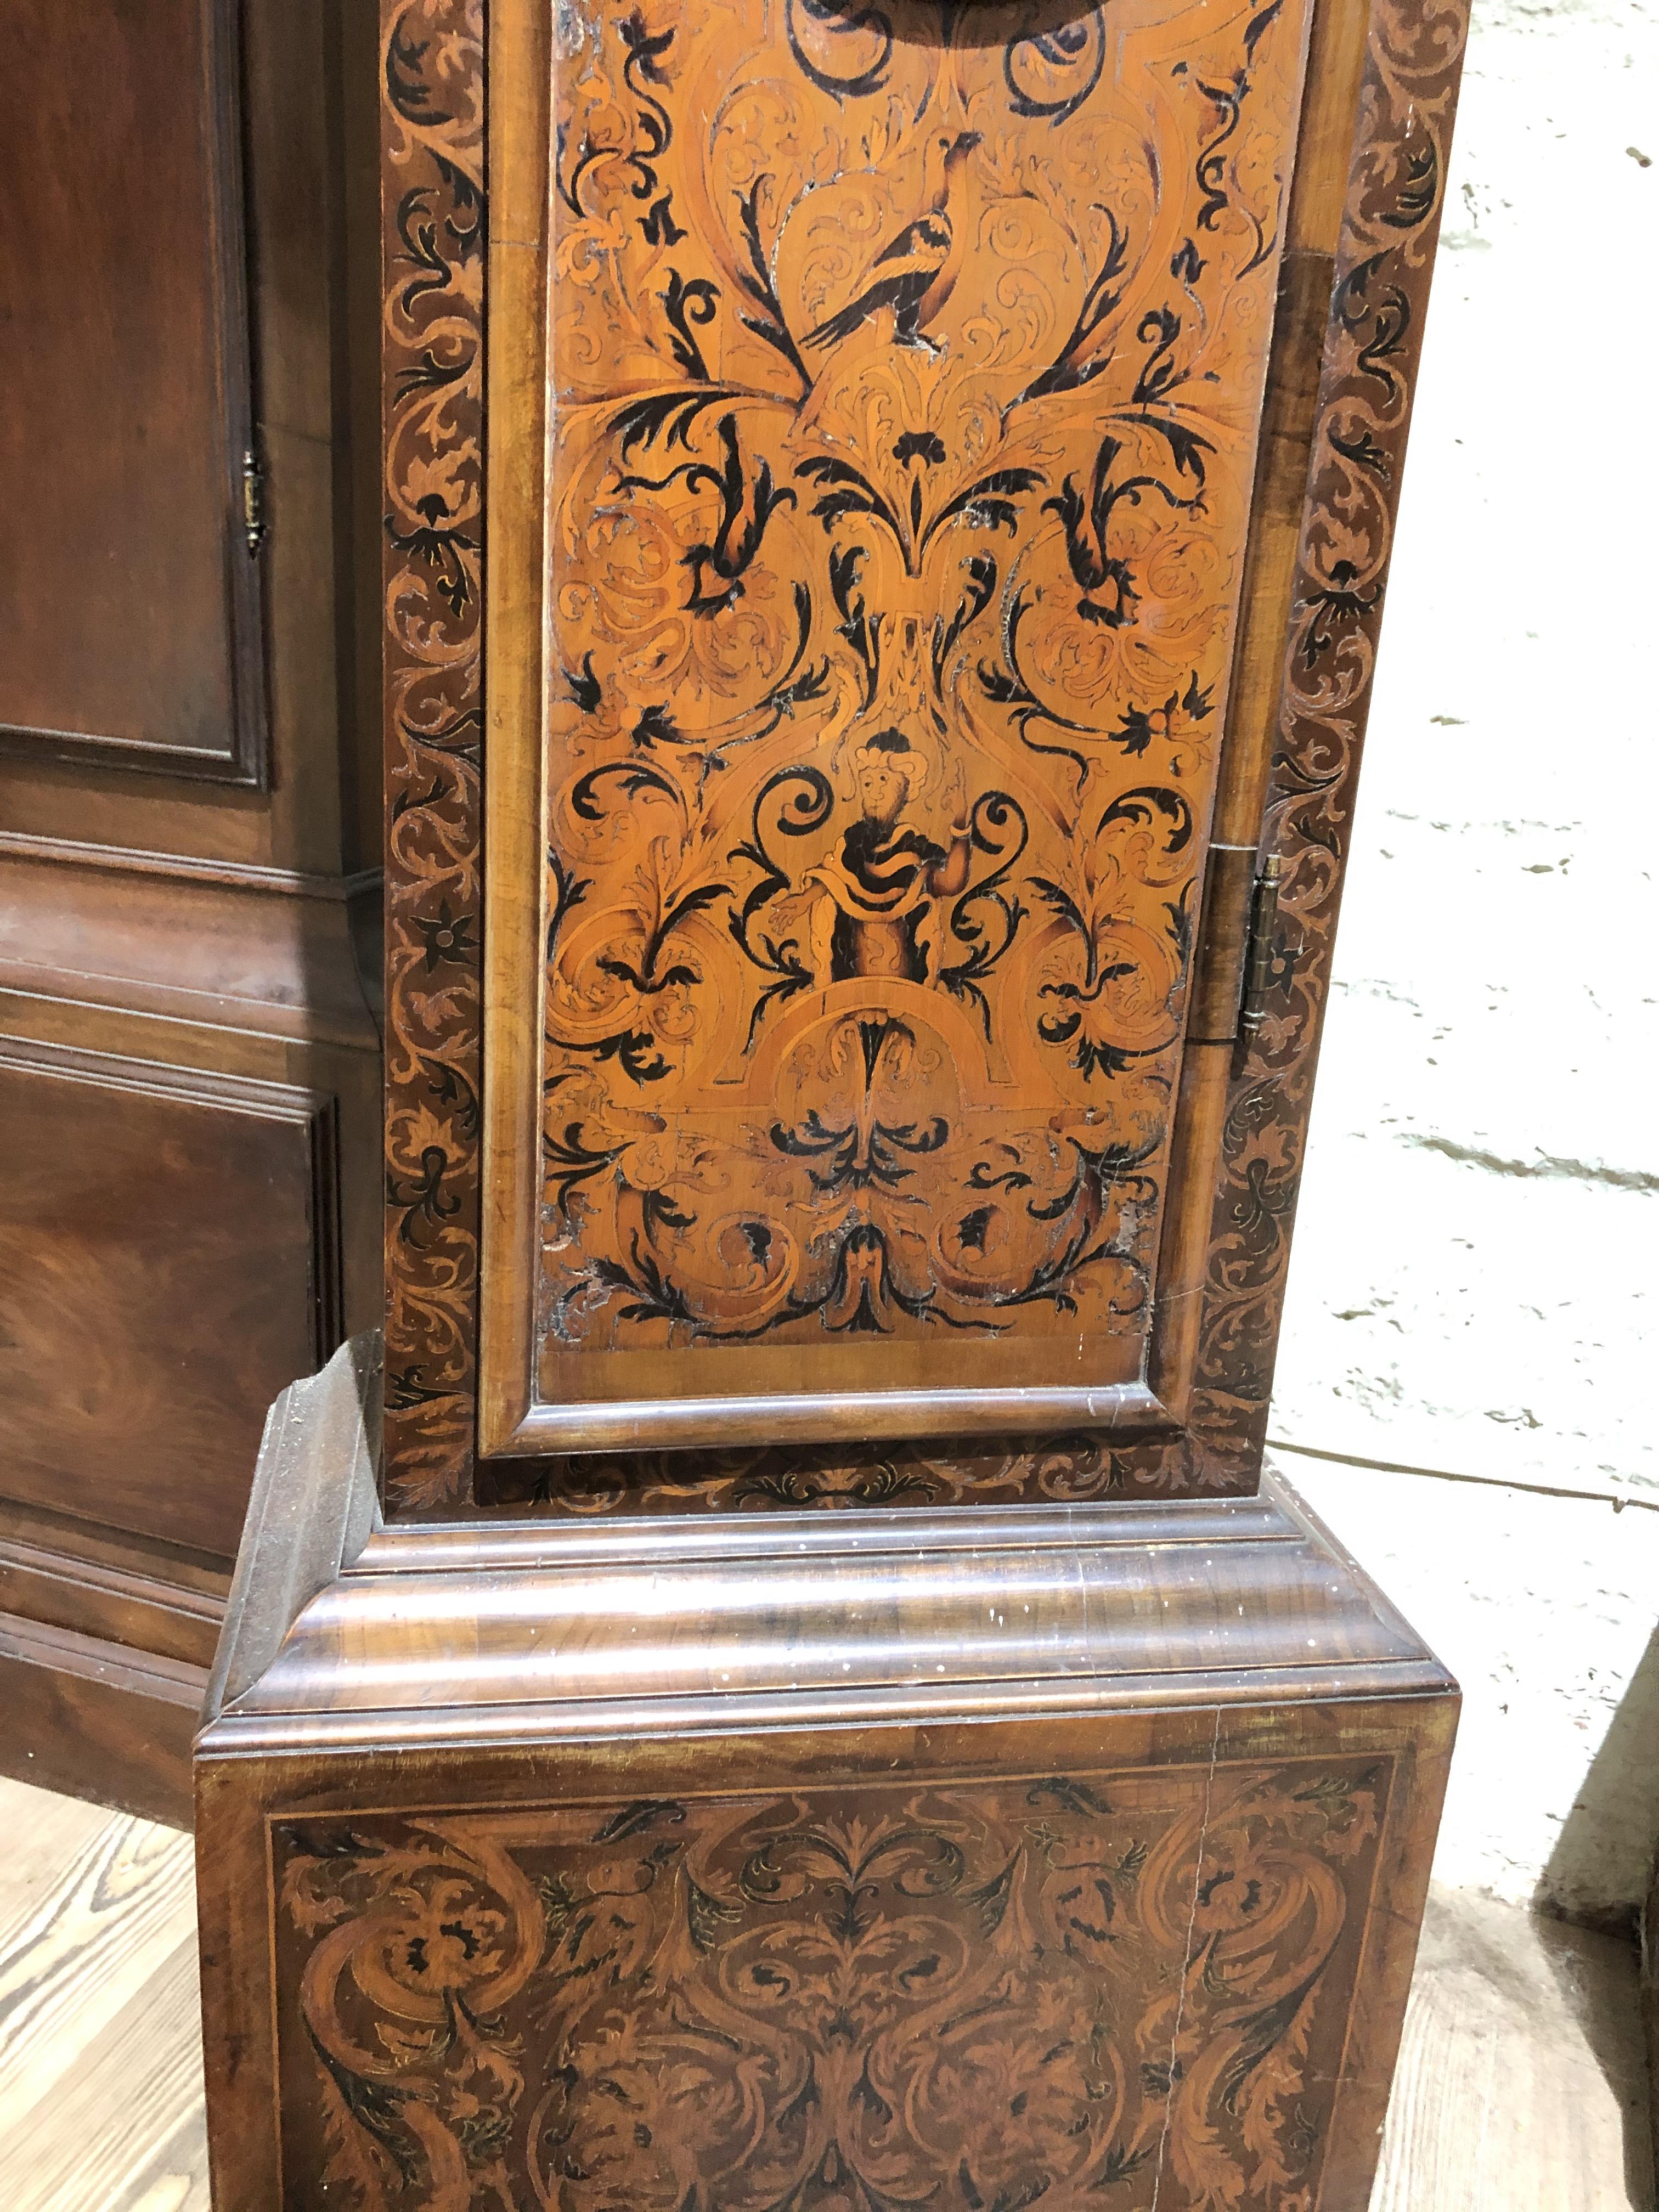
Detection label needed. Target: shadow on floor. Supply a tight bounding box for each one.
[1379,1885,1654,2211]
[1538,1621,1659,2208]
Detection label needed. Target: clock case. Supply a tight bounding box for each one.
[374,0,1465,1522]
[193,0,1468,2202]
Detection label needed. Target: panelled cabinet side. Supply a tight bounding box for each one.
[0,0,383,1828]
[380,0,1469,1515]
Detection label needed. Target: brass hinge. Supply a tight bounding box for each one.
[241,447,267,555]
[1238,853,1286,1040]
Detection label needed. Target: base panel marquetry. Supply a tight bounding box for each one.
[195,1344,1455,2210]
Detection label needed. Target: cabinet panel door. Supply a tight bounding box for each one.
[0,0,266,783]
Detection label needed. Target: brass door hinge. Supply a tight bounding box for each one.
[241,447,267,555]
[1238,853,1286,1040]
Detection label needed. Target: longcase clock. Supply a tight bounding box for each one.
[193,0,1469,2202]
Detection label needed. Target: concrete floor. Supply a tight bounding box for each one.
[1378,1884,1655,2211]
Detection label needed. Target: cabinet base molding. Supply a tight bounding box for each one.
[0,1605,205,1827]
[196,1342,1457,2210]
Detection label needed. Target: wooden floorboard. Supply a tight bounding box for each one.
[0,1774,118,1930]
[0,1781,1649,2208]
[0,1778,204,2212]
[3,1933,210,2212]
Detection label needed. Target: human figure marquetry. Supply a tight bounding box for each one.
[804,731,972,986]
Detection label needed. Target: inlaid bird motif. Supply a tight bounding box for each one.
[803,131,981,352]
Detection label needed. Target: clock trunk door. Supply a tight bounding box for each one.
[480,0,1318,1457]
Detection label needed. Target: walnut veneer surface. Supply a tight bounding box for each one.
[379,0,1470,1511]
[510,0,1309,1438]
[196,1339,1458,2210]
[3,0,264,782]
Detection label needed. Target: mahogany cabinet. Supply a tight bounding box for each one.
[0,0,383,1823]
[195,0,1471,2199]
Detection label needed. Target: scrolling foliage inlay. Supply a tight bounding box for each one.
[1140,0,1469,1490]
[537,0,1306,1399]
[381,0,487,1508]
[379,0,1470,1509]
[277,1757,1388,2208]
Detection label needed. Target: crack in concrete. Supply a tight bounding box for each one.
[1268,1437,1659,1514]
[1398,1134,1659,1194]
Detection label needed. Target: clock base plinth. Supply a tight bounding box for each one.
[195,1341,1455,2211]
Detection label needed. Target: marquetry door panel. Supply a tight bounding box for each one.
[483,0,1312,1455]
[377,0,1461,1501]
[271,1750,1401,2210]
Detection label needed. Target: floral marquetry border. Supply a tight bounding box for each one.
[381,0,487,1510]
[380,0,1470,1513]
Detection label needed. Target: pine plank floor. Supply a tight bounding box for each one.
[0,1775,1648,2209]
[0,1778,206,2212]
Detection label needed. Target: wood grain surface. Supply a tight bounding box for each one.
[271,1752,1403,2209]
[0,1042,340,1559]
[202,1352,1455,1742]
[4,1937,210,2212]
[380,0,1473,1511]
[0,1778,206,2212]
[200,1694,1454,2211]
[0,0,385,1822]
[0,0,266,784]
[0,1611,204,1830]
[379,0,487,1508]
[193,1348,1459,2210]
[512,0,1310,1430]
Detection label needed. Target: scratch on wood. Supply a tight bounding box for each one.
[1150,1706,1222,2208]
